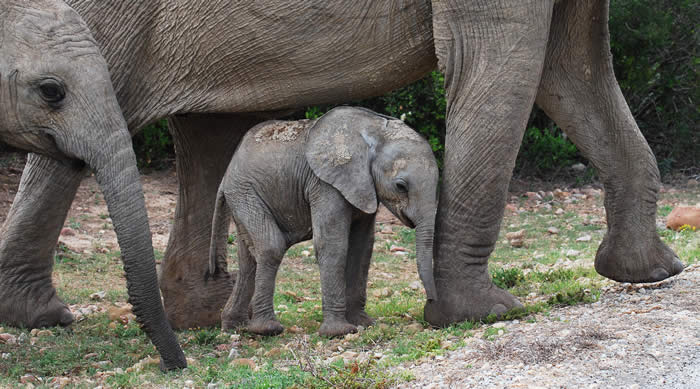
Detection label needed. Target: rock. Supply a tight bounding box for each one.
[208,383,219,389]
[380,225,393,234]
[556,208,565,215]
[90,291,106,301]
[666,206,700,231]
[687,179,698,188]
[184,380,195,388]
[373,287,393,298]
[547,227,560,235]
[83,353,98,359]
[20,374,40,385]
[0,333,16,344]
[571,163,587,173]
[60,227,76,236]
[406,323,424,334]
[576,235,592,242]
[409,281,421,290]
[525,192,541,201]
[566,250,580,257]
[506,230,526,248]
[390,245,407,253]
[231,358,256,370]
[301,250,311,257]
[492,322,506,329]
[107,305,133,321]
[1,353,10,359]
[227,348,240,359]
[286,325,304,334]
[344,332,360,341]
[340,351,359,361]
[265,348,283,358]
[505,203,518,212]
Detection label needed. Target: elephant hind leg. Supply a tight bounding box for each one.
[536,0,683,283]
[231,202,286,336]
[221,225,256,331]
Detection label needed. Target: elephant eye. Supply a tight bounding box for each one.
[37,78,66,106]
[395,179,408,193]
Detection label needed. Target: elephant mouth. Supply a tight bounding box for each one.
[400,211,416,229]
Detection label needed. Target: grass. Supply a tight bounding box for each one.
[0,186,697,387]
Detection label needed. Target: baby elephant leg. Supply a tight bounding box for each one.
[246,228,287,336]
[345,213,377,327]
[221,234,256,331]
[312,194,357,337]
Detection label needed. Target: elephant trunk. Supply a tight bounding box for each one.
[415,215,438,302]
[88,132,186,370]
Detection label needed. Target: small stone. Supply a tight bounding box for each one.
[184,380,195,387]
[84,353,98,359]
[390,245,407,253]
[492,322,506,329]
[1,353,10,359]
[301,250,311,257]
[90,291,106,301]
[286,325,304,334]
[107,305,133,321]
[265,348,283,358]
[576,234,592,242]
[231,358,256,370]
[571,163,587,173]
[60,227,76,236]
[566,250,580,257]
[208,383,219,389]
[547,227,560,235]
[506,230,526,240]
[340,351,359,361]
[497,330,504,336]
[409,281,421,290]
[555,208,565,215]
[227,348,240,359]
[406,323,424,334]
[380,225,393,234]
[344,333,360,341]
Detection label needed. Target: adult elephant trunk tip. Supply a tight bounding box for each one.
[89,135,187,371]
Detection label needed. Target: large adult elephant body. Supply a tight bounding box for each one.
[0,0,682,330]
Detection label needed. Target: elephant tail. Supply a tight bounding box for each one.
[208,187,230,278]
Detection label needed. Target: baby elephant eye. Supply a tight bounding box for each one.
[395,179,408,193]
[38,79,66,105]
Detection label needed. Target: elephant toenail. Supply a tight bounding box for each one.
[490,304,507,316]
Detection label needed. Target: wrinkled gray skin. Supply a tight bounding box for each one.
[0,0,185,370]
[208,107,439,337]
[0,1,683,330]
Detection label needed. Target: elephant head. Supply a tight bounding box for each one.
[0,0,185,370]
[306,107,439,301]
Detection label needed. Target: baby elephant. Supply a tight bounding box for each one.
[209,106,439,337]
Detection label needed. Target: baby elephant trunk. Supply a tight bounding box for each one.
[415,219,438,302]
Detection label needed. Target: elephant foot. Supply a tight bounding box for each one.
[346,309,375,327]
[159,260,234,329]
[0,280,74,328]
[595,233,684,283]
[247,318,284,336]
[424,267,523,327]
[221,312,249,332]
[319,317,358,337]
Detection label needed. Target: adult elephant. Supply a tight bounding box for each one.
[0,0,683,330]
[0,0,185,369]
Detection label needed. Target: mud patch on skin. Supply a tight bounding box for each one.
[254,120,315,143]
[331,132,352,166]
[383,120,424,142]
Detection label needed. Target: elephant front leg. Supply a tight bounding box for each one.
[344,213,376,327]
[425,0,554,325]
[0,154,84,328]
[312,191,357,337]
[159,114,261,329]
[536,0,683,283]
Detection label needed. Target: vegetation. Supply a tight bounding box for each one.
[2,187,697,387]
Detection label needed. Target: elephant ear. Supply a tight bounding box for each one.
[305,107,379,214]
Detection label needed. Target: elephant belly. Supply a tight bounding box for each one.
[152,0,438,115]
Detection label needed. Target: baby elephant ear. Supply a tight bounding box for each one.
[305,107,379,214]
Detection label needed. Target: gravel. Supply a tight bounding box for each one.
[396,264,700,388]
